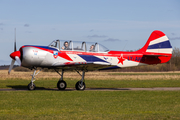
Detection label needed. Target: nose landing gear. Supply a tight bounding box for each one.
[27,68,43,90]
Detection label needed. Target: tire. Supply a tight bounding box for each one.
[75,81,86,90]
[57,80,67,90]
[28,83,36,90]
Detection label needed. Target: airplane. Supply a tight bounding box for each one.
[8,30,172,90]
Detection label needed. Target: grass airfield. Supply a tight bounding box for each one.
[1,70,180,119]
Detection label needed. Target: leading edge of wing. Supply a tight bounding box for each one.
[51,61,116,70]
[52,61,112,66]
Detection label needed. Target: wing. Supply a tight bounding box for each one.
[50,61,114,71]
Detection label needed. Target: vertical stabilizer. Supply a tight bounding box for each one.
[137,30,172,54]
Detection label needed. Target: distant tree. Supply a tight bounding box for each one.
[170,47,180,70]
[13,66,32,72]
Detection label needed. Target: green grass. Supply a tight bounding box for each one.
[1,75,180,119]
[1,78,180,89]
[108,72,180,75]
[0,91,180,119]
[0,73,180,120]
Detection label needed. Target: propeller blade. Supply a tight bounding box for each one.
[14,28,17,52]
[15,56,21,66]
[8,59,15,74]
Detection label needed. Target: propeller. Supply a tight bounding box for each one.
[8,60,15,74]
[8,28,21,74]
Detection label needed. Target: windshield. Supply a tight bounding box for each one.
[86,42,109,52]
[49,40,109,52]
[48,40,60,49]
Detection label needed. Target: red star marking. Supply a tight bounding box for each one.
[117,54,126,65]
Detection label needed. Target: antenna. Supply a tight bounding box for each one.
[122,40,128,51]
[14,28,17,52]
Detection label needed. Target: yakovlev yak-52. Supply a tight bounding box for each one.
[8,30,172,90]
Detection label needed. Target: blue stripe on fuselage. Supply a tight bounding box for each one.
[78,54,109,63]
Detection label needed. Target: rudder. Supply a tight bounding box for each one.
[137,30,172,54]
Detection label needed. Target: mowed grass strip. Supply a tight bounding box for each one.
[1,78,180,89]
[0,91,180,120]
[108,72,180,75]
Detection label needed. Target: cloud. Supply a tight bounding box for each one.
[169,37,180,40]
[87,34,108,38]
[89,29,94,32]
[0,23,4,26]
[171,33,176,36]
[24,24,30,27]
[0,23,4,30]
[103,38,121,42]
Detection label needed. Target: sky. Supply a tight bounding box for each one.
[0,0,180,65]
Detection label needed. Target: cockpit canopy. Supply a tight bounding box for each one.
[48,40,109,52]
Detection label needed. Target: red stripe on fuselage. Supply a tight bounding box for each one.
[58,52,73,61]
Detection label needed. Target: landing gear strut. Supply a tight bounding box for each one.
[55,69,86,91]
[28,68,43,90]
[55,69,67,90]
[27,68,86,91]
[75,70,86,90]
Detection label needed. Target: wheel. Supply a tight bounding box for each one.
[28,82,36,90]
[75,81,86,90]
[57,80,67,90]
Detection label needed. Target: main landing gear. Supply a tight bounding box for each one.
[75,70,86,90]
[55,69,86,91]
[55,69,67,90]
[27,68,86,91]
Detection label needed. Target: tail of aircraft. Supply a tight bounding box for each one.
[136,30,172,64]
[137,30,172,55]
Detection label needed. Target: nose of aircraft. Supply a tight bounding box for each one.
[8,50,22,74]
[10,51,21,60]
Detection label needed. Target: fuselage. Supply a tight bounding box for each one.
[19,43,172,71]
